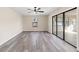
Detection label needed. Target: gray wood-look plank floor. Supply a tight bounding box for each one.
[0,32,77,52]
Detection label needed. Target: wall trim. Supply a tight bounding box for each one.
[0,31,24,49]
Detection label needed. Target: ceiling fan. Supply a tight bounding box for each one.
[34,7,44,13]
[27,7,44,13]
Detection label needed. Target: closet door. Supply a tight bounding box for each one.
[65,9,77,47]
[57,14,63,39]
[52,16,56,35]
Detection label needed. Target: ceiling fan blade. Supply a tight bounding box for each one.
[27,9,33,11]
[37,8,41,10]
[37,11,44,13]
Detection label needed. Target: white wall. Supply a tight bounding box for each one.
[23,15,48,31]
[0,8,23,45]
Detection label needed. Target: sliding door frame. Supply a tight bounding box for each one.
[52,7,77,48]
[52,16,57,35]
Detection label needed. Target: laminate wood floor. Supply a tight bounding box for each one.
[0,32,77,52]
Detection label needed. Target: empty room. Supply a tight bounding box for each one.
[0,7,79,52]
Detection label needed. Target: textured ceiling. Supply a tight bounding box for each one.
[11,7,57,15]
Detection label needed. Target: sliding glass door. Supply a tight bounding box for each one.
[65,9,77,47]
[57,14,63,39]
[52,7,77,47]
[52,16,56,35]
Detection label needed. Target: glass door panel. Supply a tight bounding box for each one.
[57,14,63,39]
[53,16,56,35]
[65,9,77,47]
